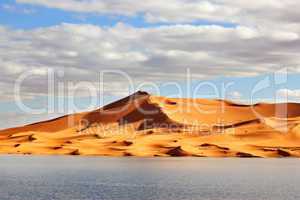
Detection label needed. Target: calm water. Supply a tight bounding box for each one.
[0,156,299,200]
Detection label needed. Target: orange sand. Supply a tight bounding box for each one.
[1,91,300,157]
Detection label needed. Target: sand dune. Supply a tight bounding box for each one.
[1,91,300,157]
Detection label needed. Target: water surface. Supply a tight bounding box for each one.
[0,156,299,200]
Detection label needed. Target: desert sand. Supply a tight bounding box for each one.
[1,91,300,157]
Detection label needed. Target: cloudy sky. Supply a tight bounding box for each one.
[1,0,300,128]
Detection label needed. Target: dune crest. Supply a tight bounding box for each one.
[1,91,300,157]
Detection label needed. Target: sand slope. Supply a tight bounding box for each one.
[1,91,300,157]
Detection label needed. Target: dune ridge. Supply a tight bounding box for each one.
[1,91,300,157]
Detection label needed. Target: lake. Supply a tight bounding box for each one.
[0,156,299,200]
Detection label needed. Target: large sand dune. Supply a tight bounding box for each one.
[1,91,300,157]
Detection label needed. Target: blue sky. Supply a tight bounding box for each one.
[0,1,144,29]
[1,0,238,29]
[0,0,300,128]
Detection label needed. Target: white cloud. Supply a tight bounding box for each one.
[277,89,300,98]
[0,22,299,101]
[271,31,299,42]
[1,3,35,14]
[228,91,242,99]
[2,2,300,100]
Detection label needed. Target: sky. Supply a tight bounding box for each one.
[0,0,300,129]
